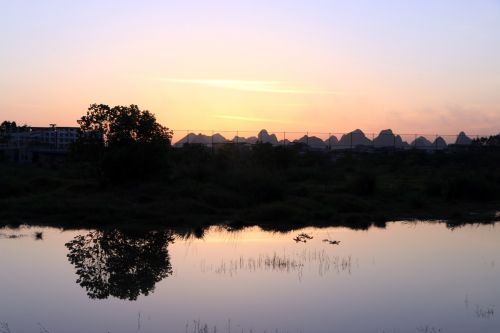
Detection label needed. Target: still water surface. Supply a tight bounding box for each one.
[0,222,499,333]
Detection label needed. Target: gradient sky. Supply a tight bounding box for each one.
[1,0,500,135]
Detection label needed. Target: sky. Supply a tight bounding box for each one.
[1,0,500,136]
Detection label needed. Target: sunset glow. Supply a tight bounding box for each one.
[1,1,500,134]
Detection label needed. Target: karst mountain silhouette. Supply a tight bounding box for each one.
[174,129,474,149]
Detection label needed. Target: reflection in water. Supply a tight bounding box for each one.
[1,223,499,333]
[201,249,355,278]
[475,305,495,319]
[65,229,174,300]
[416,326,443,333]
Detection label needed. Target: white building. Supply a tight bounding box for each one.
[6,126,79,150]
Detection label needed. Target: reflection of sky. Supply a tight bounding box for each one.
[2,1,500,134]
[0,222,499,332]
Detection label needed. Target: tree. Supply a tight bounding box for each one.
[74,104,173,183]
[0,121,17,134]
[472,135,500,147]
[65,229,174,300]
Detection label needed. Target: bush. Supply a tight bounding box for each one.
[347,172,377,196]
[425,179,442,197]
[220,168,286,204]
[246,202,305,222]
[101,141,169,183]
[445,176,496,201]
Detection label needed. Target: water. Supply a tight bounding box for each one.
[0,222,499,333]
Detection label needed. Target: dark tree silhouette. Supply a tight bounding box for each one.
[77,104,172,146]
[65,229,174,300]
[0,121,17,134]
[0,121,30,135]
[472,135,500,147]
[73,104,173,183]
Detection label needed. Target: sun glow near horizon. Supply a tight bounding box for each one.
[1,1,500,134]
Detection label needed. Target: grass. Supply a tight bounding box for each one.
[0,147,499,231]
[0,322,10,333]
[200,250,354,277]
[416,326,443,333]
[474,305,495,319]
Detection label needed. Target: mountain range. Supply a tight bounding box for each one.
[174,129,475,150]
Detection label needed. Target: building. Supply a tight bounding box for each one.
[0,125,79,163]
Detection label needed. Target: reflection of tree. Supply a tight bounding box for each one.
[65,229,174,300]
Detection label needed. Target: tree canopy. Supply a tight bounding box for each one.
[0,121,30,135]
[65,229,174,300]
[78,104,172,146]
[74,104,173,183]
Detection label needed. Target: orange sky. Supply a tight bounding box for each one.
[1,1,499,137]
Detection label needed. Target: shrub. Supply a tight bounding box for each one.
[347,172,377,196]
[445,176,496,201]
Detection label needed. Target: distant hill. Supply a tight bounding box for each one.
[373,129,405,148]
[325,135,339,147]
[257,129,279,145]
[173,129,477,150]
[456,131,472,145]
[336,129,372,149]
[294,135,326,149]
[411,136,433,149]
[174,133,227,147]
[434,137,447,150]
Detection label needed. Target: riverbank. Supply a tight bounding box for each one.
[1,148,499,231]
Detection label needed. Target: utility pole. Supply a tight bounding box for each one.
[50,123,57,150]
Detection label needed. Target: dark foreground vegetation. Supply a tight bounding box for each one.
[1,146,499,231]
[1,104,499,232]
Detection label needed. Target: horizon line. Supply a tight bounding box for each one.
[170,129,498,137]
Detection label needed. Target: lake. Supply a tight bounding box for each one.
[0,221,499,333]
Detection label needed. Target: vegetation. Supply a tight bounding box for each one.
[0,120,29,144]
[0,120,29,134]
[0,107,499,231]
[0,144,499,231]
[472,134,500,147]
[73,104,173,184]
[66,229,174,300]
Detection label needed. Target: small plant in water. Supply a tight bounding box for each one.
[0,322,10,333]
[474,305,495,319]
[38,323,51,333]
[416,326,443,333]
[322,239,341,245]
[186,320,213,333]
[293,233,313,243]
[0,232,27,239]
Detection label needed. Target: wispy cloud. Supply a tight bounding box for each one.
[213,114,293,124]
[159,78,342,95]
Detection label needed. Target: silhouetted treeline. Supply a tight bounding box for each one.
[170,142,500,201]
[0,120,30,133]
[71,104,173,184]
[0,144,499,230]
[0,121,29,144]
[1,106,499,230]
[66,229,174,300]
[472,134,500,147]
